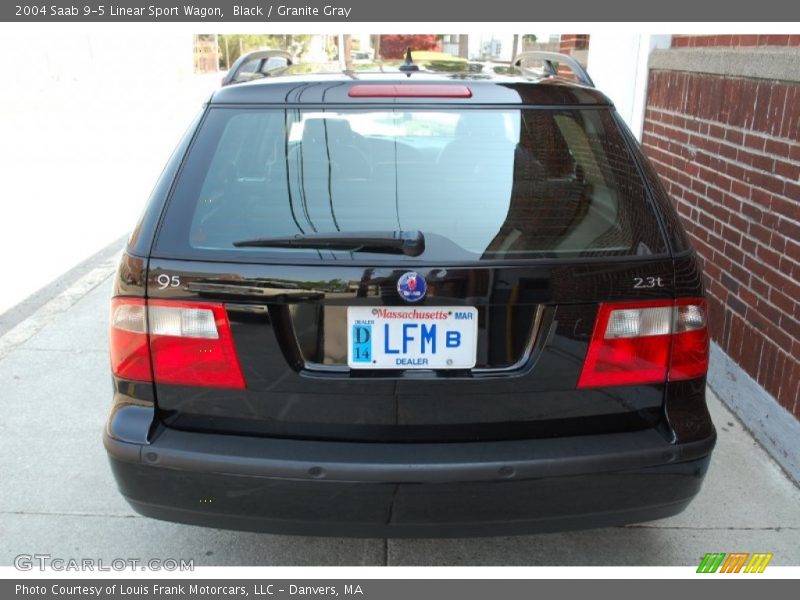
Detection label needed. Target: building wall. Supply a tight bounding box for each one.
[581,34,671,139]
[640,37,800,417]
[559,34,590,53]
[0,32,212,315]
[671,34,800,48]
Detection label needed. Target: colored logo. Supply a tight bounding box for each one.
[696,552,773,573]
[397,272,427,303]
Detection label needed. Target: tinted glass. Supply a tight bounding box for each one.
[156,107,666,261]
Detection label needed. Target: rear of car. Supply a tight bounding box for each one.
[104,72,715,537]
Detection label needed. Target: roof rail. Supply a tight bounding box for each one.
[221,50,294,87]
[512,51,594,87]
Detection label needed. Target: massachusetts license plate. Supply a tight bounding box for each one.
[347,306,478,369]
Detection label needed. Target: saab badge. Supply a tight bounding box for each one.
[397,271,427,303]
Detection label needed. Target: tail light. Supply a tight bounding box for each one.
[109,298,245,389]
[109,298,151,382]
[578,299,708,388]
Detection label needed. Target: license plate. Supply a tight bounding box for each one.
[347,306,478,369]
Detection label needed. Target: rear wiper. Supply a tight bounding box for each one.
[232,230,426,257]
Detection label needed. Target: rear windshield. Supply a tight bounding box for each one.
[155,107,666,262]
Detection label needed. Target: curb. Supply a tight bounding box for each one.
[0,235,127,339]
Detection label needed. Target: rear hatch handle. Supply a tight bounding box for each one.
[232,230,426,257]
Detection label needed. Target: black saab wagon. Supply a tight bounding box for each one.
[104,51,715,537]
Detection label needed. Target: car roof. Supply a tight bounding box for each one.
[209,70,613,107]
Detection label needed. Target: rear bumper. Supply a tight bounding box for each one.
[104,411,715,537]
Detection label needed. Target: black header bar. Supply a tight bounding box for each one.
[3,0,800,22]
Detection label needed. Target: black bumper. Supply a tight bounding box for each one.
[104,409,715,537]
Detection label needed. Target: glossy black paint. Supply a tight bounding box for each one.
[104,421,714,537]
[105,71,715,535]
[145,256,694,441]
[111,458,711,537]
[210,73,612,107]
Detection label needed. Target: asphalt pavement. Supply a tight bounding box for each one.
[1,250,798,566]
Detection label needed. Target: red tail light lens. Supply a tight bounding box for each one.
[148,301,245,389]
[109,298,245,390]
[578,299,708,389]
[669,300,709,381]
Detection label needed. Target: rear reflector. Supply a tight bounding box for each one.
[578,299,708,389]
[348,84,473,98]
[109,298,245,390]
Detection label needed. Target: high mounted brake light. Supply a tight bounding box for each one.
[109,299,245,390]
[577,299,708,389]
[348,84,473,98]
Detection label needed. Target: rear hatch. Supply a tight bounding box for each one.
[141,84,684,442]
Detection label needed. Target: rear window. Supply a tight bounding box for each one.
[155,106,666,262]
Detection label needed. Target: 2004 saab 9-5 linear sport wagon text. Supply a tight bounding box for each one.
[104,50,715,537]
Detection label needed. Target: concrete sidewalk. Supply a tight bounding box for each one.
[0,258,798,566]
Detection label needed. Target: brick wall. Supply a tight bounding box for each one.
[672,35,800,48]
[559,34,590,53]
[642,39,800,417]
[557,35,590,78]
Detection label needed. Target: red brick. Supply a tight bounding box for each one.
[749,275,769,299]
[777,217,800,241]
[785,238,800,264]
[737,286,758,310]
[727,211,748,232]
[771,231,787,254]
[746,218,771,244]
[769,35,791,46]
[764,138,791,156]
[754,297,784,329]
[726,314,746,361]
[739,327,764,375]
[716,35,734,47]
[760,173,787,196]
[770,352,789,407]
[744,134,766,152]
[784,181,800,203]
[778,360,800,414]
[779,312,800,343]
[770,195,800,222]
[775,160,800,181]
[756,340,779,389]
[742,149,776,173]
[725,128,744,145]
[756,243,783,271]
[771,287,799,316]
[718,142,739,161]
[728,262,752,287]
[743,254,769,282]
[756,315,794,356]
[730,179,751,200]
